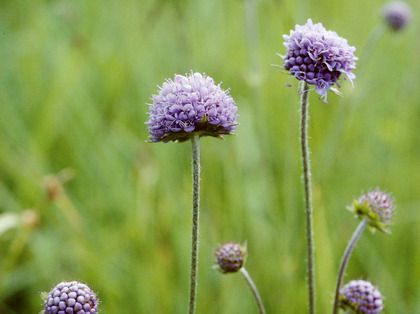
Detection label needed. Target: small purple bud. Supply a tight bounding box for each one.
[41,280,99,313]
[381,1,412,31]
[348,188,395,233]
[214,242,247,274]
[339,280,383,313]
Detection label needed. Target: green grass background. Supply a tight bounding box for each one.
[1,0,420,312]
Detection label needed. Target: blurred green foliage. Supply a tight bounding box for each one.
[1,0,420,313]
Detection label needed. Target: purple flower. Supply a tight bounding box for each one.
[214,242,247,274]
[349,188,395,233]
[282,19,357,102]
[381,1,412,31]
[41,281,98,314]
[339,280,383,314]
[146,72,238,143]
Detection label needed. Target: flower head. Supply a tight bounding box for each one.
[348,189,395,233]
[381,1,412,31]
[339,280,383,314]
[214,242,247,274]
[146,72,238,143]
[282,19,357,102]
[41,280,98,313]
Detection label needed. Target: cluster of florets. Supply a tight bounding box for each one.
[146,72,238,143]
[381,1,412,31]
[349,189,395,233]
[339,280,383,314]
[282,19,357,102]
[41,281,98,314]
[214,242,247,274]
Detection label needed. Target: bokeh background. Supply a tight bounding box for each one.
[1,0,419,313]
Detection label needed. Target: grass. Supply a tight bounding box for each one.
[1,0,420,312]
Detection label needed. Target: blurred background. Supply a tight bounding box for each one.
[0,0,419,312]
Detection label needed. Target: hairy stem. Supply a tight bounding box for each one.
[240,267,266,314]
[300,82,315,314]
[332,219,368,314]
[188,134,200,314]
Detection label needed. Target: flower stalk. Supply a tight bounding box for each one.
[299,82,315,314]
[146,72,238,313]
[332,219,368,314]
[188,134,200,314]
[240,267,266,314]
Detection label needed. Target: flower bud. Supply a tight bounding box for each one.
[214,242,247,274]
[348,189,395,233]
[381,1,412,31]
[339,280,383,314]
[41,280,99,313]
[21,209,39,230]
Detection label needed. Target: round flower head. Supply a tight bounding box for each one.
[146,71,238,143]
[349,189,395,233]
[381,1,412,31]
[41,280,98,313]
[214,242,247,274]
[282,19,357,102]
[339,280,383,314]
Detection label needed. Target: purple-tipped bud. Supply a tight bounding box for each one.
[282,19,357,101]
[146,71,238,143]
[381,1,412,31]
[41,281,99,313]
[349,188,395,233]
[214,242,247,274]
[339,280,383,314]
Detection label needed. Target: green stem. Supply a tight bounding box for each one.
[300,82,315,314]
[332,219,367,314]
[188,134,200,314]
[358,23,386,72]
[240,267,266,314]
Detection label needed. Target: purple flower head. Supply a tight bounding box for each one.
[339,280,383,314]
[214,242,247,274]
[41,280,99,314]
[146,71,238,143]
[381,1,412,31]
[282,19,357,102]
[349,188,395,233]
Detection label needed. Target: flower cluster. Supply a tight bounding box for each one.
[146,72,238,143]
[282,19,357,101]
[349,189,395,233]
[41,281,98,314]
[339,280,383,314]
[214,242,247,274]
[381,1,412,31]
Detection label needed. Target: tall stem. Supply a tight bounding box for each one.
[300,82,315,314]
[188,134,200,314]
[332,219,368,314]
[240,267,266,314]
